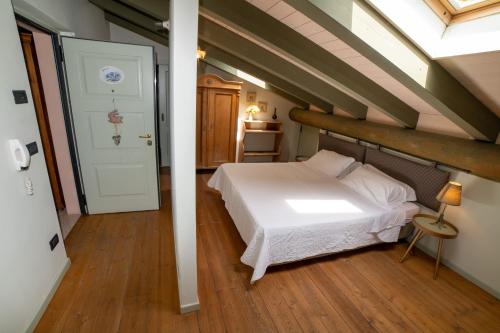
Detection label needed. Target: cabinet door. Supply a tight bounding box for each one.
[206,88,238,167]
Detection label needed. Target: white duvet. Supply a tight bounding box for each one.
[208,162,416,282]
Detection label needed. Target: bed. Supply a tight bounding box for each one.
[208,134,449,282]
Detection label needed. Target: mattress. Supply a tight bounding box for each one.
[208,162,420,282]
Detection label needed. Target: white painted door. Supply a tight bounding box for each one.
[62,37,159,214]
[158,65,170,167]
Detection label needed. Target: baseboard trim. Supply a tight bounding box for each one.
[416,244,500,300]
[27,257,71,332]
[180,301,200,314]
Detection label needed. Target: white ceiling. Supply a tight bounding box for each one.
[439,51,500,117]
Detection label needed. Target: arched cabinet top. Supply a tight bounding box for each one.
[197,74,242,90]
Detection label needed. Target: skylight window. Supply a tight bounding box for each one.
[449,0,489,10]
[424,0,500,24]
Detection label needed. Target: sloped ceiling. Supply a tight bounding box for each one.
[96,0,499,141]
[118,0,167,20]
[439,51,500,117]
[245,0,500,140]
[246,0,473,138]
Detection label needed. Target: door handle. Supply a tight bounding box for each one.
[139,134,152,139]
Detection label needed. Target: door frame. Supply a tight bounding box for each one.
[15,15,88,214]
[157,64,170,167]
[15,15,161,214]
[19,30,66,211]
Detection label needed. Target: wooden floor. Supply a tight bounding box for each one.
[36,172,500,332]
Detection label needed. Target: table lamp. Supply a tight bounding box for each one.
[434,181,462,228]
[245,105,260,121]
[196,47,206,60]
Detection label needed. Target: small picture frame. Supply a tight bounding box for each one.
[246,91,257,103]
[258,101,268,113]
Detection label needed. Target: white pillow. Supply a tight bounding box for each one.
[364,164,416,202]
[337,161,362,179]
[303,149,355,177]
[340,164,414,208]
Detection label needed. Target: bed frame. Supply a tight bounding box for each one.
[318,133,450,211]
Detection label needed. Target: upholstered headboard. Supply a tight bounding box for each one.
[317,133,450,211]
[364,149,449,211]
[318,134,366,162]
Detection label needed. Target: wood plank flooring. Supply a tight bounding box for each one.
[35,172,500,332]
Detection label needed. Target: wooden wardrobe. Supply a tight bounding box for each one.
[196,74,242,168]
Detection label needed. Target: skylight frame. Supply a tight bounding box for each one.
[442,0,498,14]
[424,0,500,24]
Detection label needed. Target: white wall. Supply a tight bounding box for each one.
[417,171,500,298]
[0,1,69,332]
[169,0,199,313]
[198,63,302,162]
[12,0,109,39]
[238,82,301,162]
[109,23,169,65]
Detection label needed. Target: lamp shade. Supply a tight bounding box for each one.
[245,105,260,114]
[436,181,462,206]
[196,47,206,60]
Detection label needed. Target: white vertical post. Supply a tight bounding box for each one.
[169,0,199,313]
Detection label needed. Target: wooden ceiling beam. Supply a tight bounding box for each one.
[101,3,334,112]
[199,0,419,128]
[104,12,168,45]
[290,108,500,182]
[90,0,163,33]
[198,18,367,117]
[286,0,500,141]
[202,54,318,111]
[199,43,334,112]
[93,0,338,113]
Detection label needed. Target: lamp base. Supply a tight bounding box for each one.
[431,204,447,229]
[430,214,445,229]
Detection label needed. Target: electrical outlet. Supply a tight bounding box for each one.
[49,234,59,251]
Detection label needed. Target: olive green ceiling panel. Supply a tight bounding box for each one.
[284,0,500,141]
[199,0,419,128]
[198,18,367,118]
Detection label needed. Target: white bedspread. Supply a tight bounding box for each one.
[208,162,413,282]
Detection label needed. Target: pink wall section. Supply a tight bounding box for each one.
[32,32,80,215]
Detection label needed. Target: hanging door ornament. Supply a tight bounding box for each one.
[108,96,124,146]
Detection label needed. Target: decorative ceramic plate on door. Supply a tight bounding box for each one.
[99,66,125,84]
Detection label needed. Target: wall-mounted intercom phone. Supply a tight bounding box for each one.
[8,139,31,171]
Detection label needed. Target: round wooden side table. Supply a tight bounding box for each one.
[400,213,459,279]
